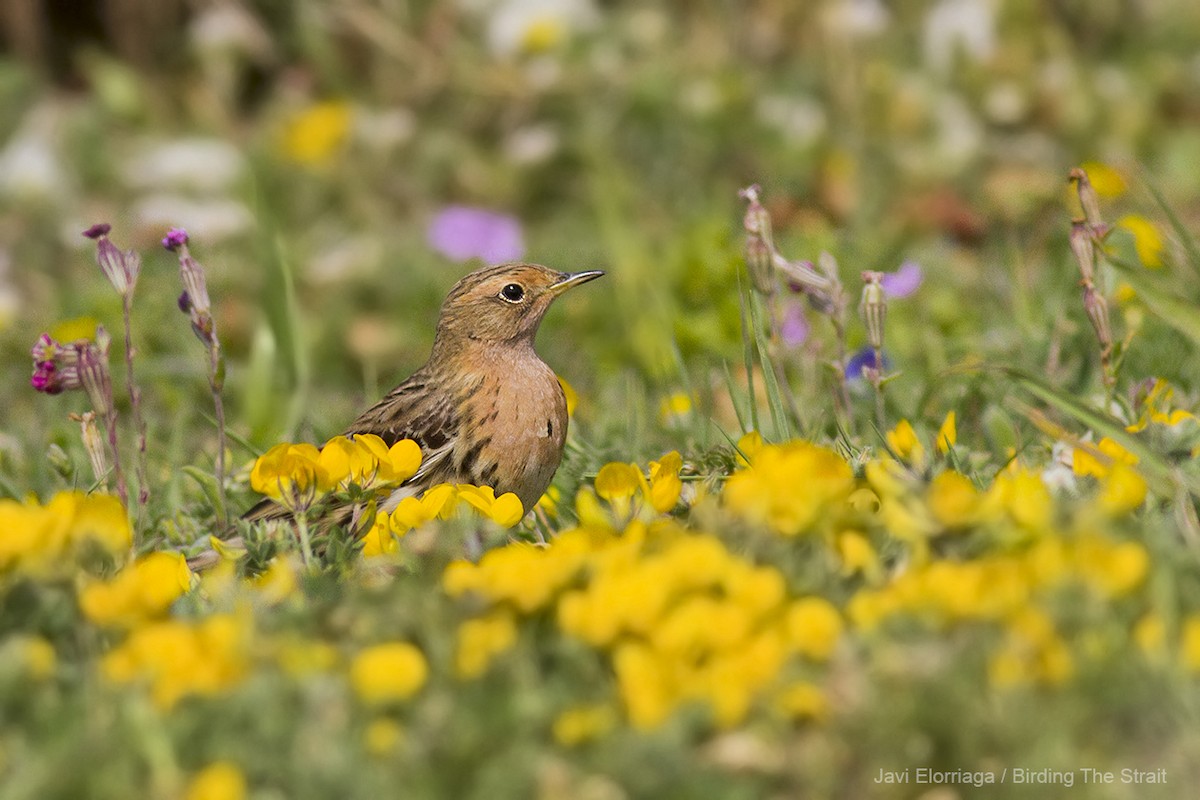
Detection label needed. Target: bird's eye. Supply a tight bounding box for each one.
[500,283,525,303]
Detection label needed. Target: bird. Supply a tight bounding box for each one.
[243,262,603,535]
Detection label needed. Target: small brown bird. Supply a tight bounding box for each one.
[247,262,602,528]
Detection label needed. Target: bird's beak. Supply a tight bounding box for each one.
[548,270,605,297]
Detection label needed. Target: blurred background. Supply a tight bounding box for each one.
[2,0,1200,495]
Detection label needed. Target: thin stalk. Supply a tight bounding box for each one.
[103,406,128,509]
[122,293,149,519]
[296,512,314,568]
[209,341,228,524]
[872,346,886,429]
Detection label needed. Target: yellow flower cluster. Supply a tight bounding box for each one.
[0,491,129,574]
[592,451,684,517]
[281,101,353,166]
[80,552,193,626]
[723,440,854,535]
[361,483,526,557]
[102,613,249,709]
[251,435,422,509]
[446,520,842,729]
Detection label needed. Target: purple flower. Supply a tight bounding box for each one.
[780,303,810,347]
[845,346,891,380]
[162,227,190,251]
[82,223,112,239]
[427,206,525,264]
[880,260,922,298]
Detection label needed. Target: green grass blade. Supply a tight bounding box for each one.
[1143,173,1200,283]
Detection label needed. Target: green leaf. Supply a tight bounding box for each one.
[183,465,226,522]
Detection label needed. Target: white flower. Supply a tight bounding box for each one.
[924,0,996,73]
[483,0,598,58]
[121,138,245,193]
[132,194,253,244]
[823,0,890,39]
[0,105,71,203]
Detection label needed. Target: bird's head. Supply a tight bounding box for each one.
[434,263,604,349]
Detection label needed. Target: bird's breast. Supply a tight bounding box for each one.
[455,355,568,514]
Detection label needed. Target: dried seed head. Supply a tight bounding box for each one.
[1069,218,1096,285]
[70,410,108,483]
[77,329,113,417]
[744,235,776,295]
[1083,285,1113,353]
[1069,167,1104,232]
[778,255,832,294]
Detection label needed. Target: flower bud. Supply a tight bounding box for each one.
[859,271,887,350]
[84,224,140,296]
[778,256,832,294]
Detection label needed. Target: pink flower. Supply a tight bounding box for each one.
[880,260,922,298]
[427,206,525,264]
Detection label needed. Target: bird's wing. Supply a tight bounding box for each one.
[343,371,460,487]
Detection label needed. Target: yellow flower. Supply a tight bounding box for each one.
[185,762,247,800]
[1079,161,1127,198]
[735,431,764,465]
[784,597,843,661]
[361,511,401,558]
[936,411,957,454]
[363,719,404,757]
[984,469,1052,532]
[927,471,979,528]
[251,557,298,603]
[1117,214,1165,268]
[1073,437,1139,478]
[282,101,352,165]
[350,642,428,705]
[886,420,925,466]
[102,614,248,709]
[521,15,566,53]
[659,392,693,424]
[1180,615,1200,673]
[775,681,829,722]
[351,434,423,485]
[723,441,854,536]
[836,531,878,578]
[390,483,459,530]
[1097,463,1147,515]
[456,484,526,527]
[613,642,674,730]
[552,704,616,746]
[595,462,642,503]
[250,443,334,507]
[50,315,99,342]
[13,636,56,680]
[1077,537,1149,597]
[1133,613,1167,658]
[647,451,683,513]
[455,610,518,679]
[557,376,579,417]
[80,552,192,626]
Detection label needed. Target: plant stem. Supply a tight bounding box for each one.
[296,511,314,569]
[103,406,128,510]
[122,293,149,520]
[873,346,886,429]
[209,341,228,525]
